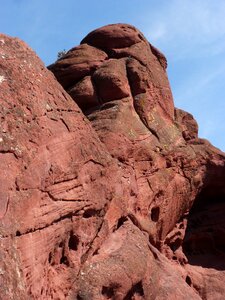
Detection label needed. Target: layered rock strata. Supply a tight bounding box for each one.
[0,24,225,299]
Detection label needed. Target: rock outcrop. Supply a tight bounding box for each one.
[1,24,225,299]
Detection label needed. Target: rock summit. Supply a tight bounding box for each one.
[0,24,225,299]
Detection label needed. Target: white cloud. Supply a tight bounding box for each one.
[140,0,225,151]
[173,63,225,102]
[148,24,166,41]
[144,0,225,60]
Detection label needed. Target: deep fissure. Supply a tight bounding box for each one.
[183,185,225,270]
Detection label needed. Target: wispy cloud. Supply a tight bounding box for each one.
[173,63,225,102]
[1,0,224,150]
[139,0,225,150]
[144,0,225,60]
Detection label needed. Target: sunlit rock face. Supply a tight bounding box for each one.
[0,24,225,299]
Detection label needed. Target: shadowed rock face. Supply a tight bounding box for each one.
[1,24,225,299]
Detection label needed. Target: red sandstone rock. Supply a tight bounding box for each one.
[93,58,131,103]
[80,23,145,49]
[1,24,225,300]
[175,108,199,141]
[68,76,99,111]
[48,44,108,88]
[0,33,126,299]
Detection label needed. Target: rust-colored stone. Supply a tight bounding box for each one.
[1,24,225,299]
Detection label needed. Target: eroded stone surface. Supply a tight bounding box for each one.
[1,24,225,299]
[0,33,127,299]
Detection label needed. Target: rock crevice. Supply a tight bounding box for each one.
[1,24,225,299]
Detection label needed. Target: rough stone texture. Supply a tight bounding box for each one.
[1,24,225,300]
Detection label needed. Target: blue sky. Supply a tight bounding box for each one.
[1,0,225,151]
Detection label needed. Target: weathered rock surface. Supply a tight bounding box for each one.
[1,24,225,299]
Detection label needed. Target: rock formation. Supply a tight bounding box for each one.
[0,24,225,299]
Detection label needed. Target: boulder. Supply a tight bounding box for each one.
[1,24,225,299]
